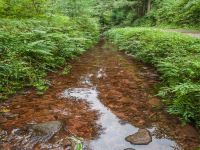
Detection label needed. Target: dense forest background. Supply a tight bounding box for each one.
[98,0,200,28]
[0,0,199,28]
[0,0,200,128]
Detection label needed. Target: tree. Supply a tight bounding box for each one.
[147,0,152,12]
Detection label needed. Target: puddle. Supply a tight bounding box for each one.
[61,87,180,150]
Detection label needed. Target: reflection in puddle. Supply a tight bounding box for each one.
[61,88,179,150]
[80,74,94,86]
[97,68,107,79]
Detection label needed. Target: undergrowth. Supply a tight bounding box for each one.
[106,27,200,128]
[134,0,200,29]
[0,16,99,99]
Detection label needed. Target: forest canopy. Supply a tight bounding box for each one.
[0,0,199,28]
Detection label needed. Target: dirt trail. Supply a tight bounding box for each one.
[0,40,200,150]
[166,29,200,38]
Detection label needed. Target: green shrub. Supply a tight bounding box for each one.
[106,27,200,127]
[0,16,99,99]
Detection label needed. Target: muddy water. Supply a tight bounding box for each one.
[61,88,178,150]
[0,40,200,150]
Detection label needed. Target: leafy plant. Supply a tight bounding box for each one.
[0,16,99,100]
[106,27,200,127]
[61,65,72,75]
[68,136,83,150]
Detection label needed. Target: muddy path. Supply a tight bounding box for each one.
[0,40,200,150]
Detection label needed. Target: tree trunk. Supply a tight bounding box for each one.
[147,0,151,13]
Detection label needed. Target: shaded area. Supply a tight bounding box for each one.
[0,40,200,150]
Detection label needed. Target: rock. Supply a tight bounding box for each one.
[142,67,148,70]
[138,119,145,126]
[3,113,19,119]
[124,148,135,150]
[30,121,63,143]
[0,129,7,137]
[0,129,7,143]
[122,79,130,85]
[2,121,63,149]
[62,138,72,147]
[15,105,21,109]
[125,129,152,145]
[0,115,7,123]
[20,121,62,149]
[148,98,161,107]
[107,90,123,99]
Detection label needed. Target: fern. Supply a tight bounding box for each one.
[107,27,200,127]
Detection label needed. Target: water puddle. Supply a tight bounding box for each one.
[60,87,180,150]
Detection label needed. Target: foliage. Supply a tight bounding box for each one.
[0,0,49,17]
[0,16,99,99]
[68,136,83,150]
[0,0,100,99]
[52,0,97,17]
[135,0,200,29]
[0,0,99,18]
[106,27,200,127]
[61,65,72,75]
[84,0,200,29]
[92,0,148,28]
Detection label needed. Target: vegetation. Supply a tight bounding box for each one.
[92,0,200,29]
[0,0,99,99]
[134,0,200,28]
[106,27,200,127]
[92,0,152,29]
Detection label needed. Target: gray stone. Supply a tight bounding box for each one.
[3,112,19,119]
[125,129,152,145]
[30,121,62,135]
[0,129,7,143]
[29,121,63,142]
[124,148,135,150]
[0,115,7,123]
[2,121,63,149]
